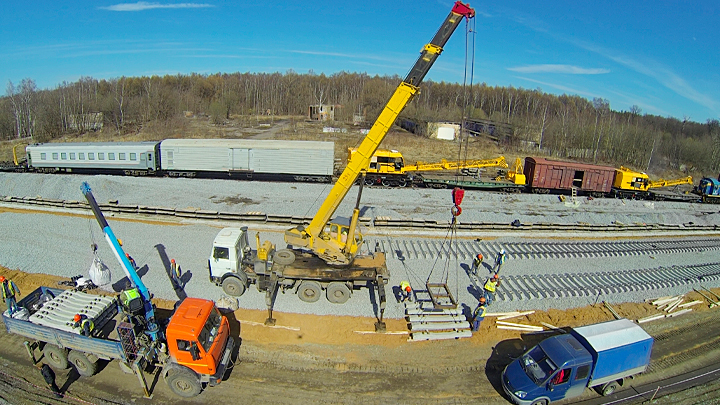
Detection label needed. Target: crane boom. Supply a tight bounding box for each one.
[648,176,693,189]
[81,182,159,340]
[285,2,475,265]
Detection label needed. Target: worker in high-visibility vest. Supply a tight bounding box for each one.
[73,313,94,336]
[472,253,484,275]
[483,274,500,305]
[399,280,412,302]
[1,276,20,315]
[493,249,506,274]
[170,259,183,289]
[472,297,487,331]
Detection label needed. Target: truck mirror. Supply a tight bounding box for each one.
[547,382,554,392]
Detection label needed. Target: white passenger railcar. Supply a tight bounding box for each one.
[26,142,161,175]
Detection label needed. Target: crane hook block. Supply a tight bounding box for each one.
[451,1,476,18]
[452,187,465,206]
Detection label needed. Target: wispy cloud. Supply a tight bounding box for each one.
[571,39,720,115]
[508,64,610,75]
[100,2,214,12]
[514,76,600,99]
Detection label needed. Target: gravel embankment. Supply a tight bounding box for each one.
[1,172,719,320]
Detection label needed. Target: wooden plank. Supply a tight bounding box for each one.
[637,314,666,324]
[678,300,703,308]
[497,311,535,321]
[496,321,543,331]
[667,309,692,317]
[497,325,543,332]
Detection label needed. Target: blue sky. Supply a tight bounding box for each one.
[1,1,718,123]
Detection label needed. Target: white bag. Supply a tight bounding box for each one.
[89,254,112,286]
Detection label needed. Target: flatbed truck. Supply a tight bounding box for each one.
[3,286,234,398]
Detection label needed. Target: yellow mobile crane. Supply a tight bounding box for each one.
[613,166,694,200]
[348,147,507,187]
[208,2,475,330]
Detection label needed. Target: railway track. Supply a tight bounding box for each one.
[373,237,720,261]
[493,262,720,302]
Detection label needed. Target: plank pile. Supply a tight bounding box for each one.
[486,310,545,332]
[638,294,701,324]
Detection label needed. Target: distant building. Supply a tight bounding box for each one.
[428,122,460,141]
[308,104,338,121]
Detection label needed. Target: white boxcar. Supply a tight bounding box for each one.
[159,139,334,182]
[26,142,160,175]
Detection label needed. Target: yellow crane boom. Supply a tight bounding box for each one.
[404,156,508,172]
[648,176,693,189]
[285,2,475,265]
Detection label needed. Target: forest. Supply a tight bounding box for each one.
[2,71,719,176]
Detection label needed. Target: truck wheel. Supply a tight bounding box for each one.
[222,277,246,297]
[326,282,351,304]
[530,400,548,405]
[43,345,69,369]
[68,350,97,377]
[297,281,322,303]
[166,368,203,398]
[600,381,620,396]
[274,249,296,265]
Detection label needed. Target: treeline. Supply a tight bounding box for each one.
[2,71,719,175]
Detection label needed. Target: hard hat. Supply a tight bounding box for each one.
[500,249,505,255]
[117,238,123,246]
[493,274,499,279]
[477,253,483,259]
[405,286,412,292]
[0,276,5,282]
[73,314,81,322]
[171,259,175,263]
[479,297,486,303]
[125,253,130,258]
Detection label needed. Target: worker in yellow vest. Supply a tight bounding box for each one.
[483,274,500,305]
[472,297,487,331]
[399,280,412,302]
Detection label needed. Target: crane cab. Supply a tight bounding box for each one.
[324,216,362,250]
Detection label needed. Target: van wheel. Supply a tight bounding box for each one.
[43,345,69,369]
[600,381,620,396]
[530,400,548,405]
[297,281,322,303]
[326,282,351,304]
[68,351,97,376]
[166,368,203,398]
[222,277,246,297]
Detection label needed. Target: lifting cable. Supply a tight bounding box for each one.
[425,17,476,300]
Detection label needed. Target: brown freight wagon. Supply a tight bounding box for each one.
[523,157,616,196]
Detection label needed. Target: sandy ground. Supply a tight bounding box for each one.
[4,266,720,405]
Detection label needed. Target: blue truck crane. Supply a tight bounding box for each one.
[81,181,160,340]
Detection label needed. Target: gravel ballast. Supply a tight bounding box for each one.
[1,172,719,321]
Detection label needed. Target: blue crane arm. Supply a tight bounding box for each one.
[81,182,159,340]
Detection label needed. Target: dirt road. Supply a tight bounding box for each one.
[2,268,720,404]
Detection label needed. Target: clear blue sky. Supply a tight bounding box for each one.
[1,1,718,123]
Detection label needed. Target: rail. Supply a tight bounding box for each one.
[1,194,719,233]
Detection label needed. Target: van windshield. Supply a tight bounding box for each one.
[520,346,557,385]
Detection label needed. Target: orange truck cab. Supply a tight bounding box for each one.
[163,298,234,397]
